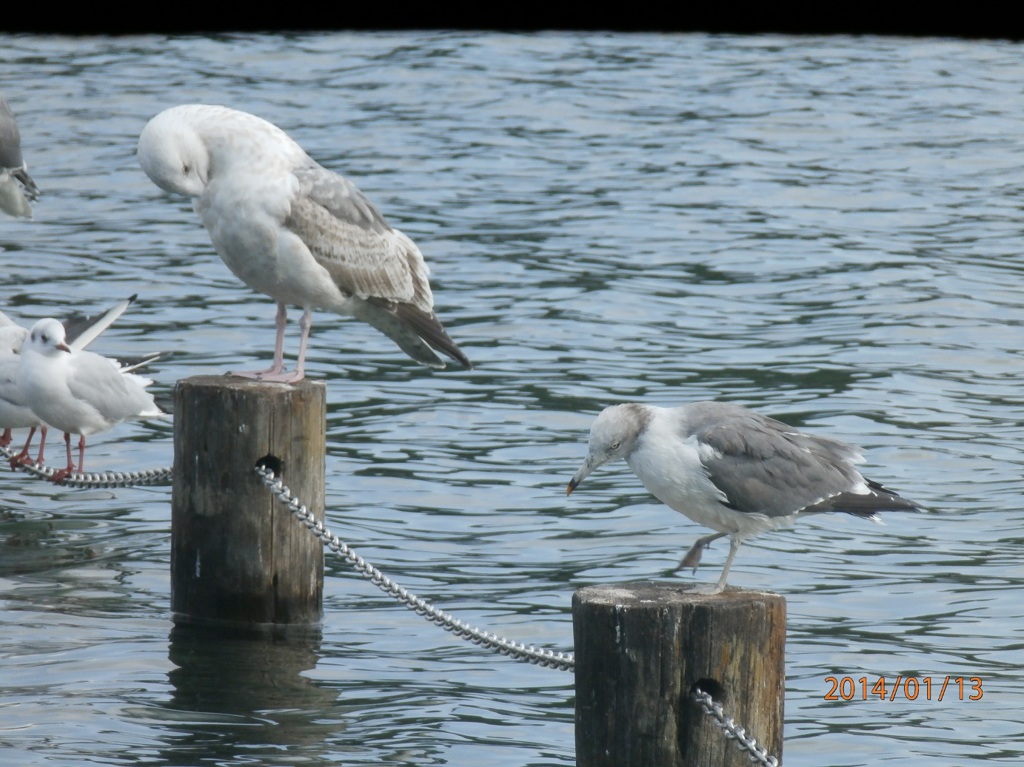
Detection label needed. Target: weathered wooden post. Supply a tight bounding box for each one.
[171,375,325,628]
[574,582,786,767]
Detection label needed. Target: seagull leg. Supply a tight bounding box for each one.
[9,426,42,470]
[34,426,47,465]
[710,536,743,594]
[676,531,728,573]
[290,309,312,381]
[231,302,306,383]
[269,301,289,374]
[256,307,311,383]
[49,432,76,483]
[5,426,24,469]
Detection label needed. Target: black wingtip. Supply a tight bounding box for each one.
[392,303,473,370]
[824,481,922,518]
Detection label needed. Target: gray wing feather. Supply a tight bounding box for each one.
[0,97,25,169]
[64,295,136,351]
[67,357,155,425]
[0,97,38,202]
[286,163,471,369]
[292,163,389,234]
[687,403,869,517]
[287,165,433,309]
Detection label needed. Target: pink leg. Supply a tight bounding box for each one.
[49,432,76,483]
[0,428,10,448]
[10,425,43,470]
[34,427,47,465]
[232,303,309,384]
[231,302,300,381]
[272,302,288,372]
[291,309,312,381]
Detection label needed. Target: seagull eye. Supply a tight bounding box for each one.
[611,441,622,450]
[182,162,191,175]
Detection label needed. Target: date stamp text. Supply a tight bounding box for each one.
[824,676,983,702]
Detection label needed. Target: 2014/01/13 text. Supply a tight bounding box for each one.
[824,676,983,701]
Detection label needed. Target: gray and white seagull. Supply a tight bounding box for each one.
[566,401,919,592]
[137,104,472,382]
[0,95,40,219]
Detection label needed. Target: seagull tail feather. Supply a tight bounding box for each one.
[355,299,473,370]
[808,479,921,519]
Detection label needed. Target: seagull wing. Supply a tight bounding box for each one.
[0,97,26,170]
[287,164,430,308]
[285,164,471,369]
[66,354,158,429]
[688,405,880,518]
[64,295,136,351]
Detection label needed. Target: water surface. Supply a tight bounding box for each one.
[1,32,1023,765]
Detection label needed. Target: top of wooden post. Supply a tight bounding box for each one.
[176,373,327,393]
[575,581,784,606]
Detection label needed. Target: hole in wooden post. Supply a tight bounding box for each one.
[255,454,283,475]
[692,677,725,702]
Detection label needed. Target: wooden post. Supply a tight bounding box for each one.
[171,375,325,628]
[573,582,786,767]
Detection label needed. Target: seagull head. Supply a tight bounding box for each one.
[138,106,211,197]
[26,318,71,356]
[567,403,649,495]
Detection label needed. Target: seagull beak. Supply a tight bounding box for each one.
[57,342,71,353]
[566,460,593,496]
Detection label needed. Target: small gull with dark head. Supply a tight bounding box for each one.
[18,317,165,480]
[567,401,919,592]
[1,296,136,467]
[137,104,472,382]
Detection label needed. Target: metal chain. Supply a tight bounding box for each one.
[253,463,576,672]
[691,687,781,766]
[0,444,172,488]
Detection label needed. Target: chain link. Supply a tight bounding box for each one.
[0,444,172,487]
[253,463,576,672]
[691,687,781,766]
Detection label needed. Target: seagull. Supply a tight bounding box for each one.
[566,401,919,593]
[137,104,472,382]
[18,317,165,481]
[0,96,40,219]
[1,296,136,468]
[0,324,38,458]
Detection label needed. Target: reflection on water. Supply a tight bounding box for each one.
[156,624,337,765]
[1,31,1023,767]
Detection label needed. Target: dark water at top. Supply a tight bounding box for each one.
[1,32,1023,765]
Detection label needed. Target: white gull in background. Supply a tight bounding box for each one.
[567,401,919,593]
[0,323,39,459]
[18,317,165,480]
[0,96,40,219]
[137,104,472,382]
[1,296,136,467]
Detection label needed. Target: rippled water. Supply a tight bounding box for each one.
[2,32,1023,766]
